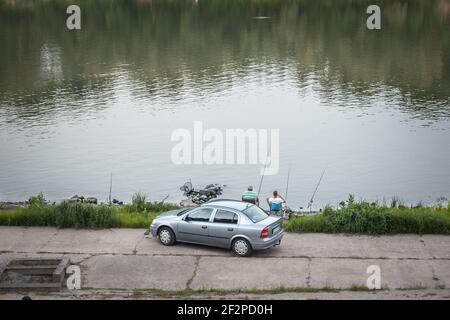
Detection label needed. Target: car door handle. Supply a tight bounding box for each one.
[202,225,207,229]
[227,228,234,231]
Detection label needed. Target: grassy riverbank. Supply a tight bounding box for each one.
[0,193,179,229]
[285,195,450,235]
[1,194,450,234]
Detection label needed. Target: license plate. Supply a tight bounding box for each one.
[272,225,281,234]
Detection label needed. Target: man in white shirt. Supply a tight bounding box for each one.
[267,190,285,216]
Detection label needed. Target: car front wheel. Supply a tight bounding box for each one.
[232,238,252,257]
[158,227,175,246]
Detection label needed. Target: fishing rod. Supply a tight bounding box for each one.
[257,156,269,197]
[283,167,291,219]
[108,172,113,205]
[285,167,291,204]
[307,169,326,212]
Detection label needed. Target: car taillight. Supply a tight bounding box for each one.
[260,227,269,239]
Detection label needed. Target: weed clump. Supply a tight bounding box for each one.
[285,195,450,235]
[0,193,180,229]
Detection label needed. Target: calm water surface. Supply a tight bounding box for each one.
[0,0,449,208]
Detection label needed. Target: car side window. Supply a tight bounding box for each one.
[186,208,213,222]
[213,209,238,224]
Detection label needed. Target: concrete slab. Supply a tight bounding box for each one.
[356,235,433,259]
[430,260,450,288]
[1,227,449,296]
[421,235,450,259]
[2,227,446,260]
[136,236,228,256]
[264,233,433,259]
[257,233,366,258]
[190,257,309,290]
[81,254,196,290]
[309,258,436,289]
[378,260,437,289]
[43,229,144,254]
[0,227,57,252]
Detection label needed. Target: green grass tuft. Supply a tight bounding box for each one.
[284,195,450,235]
[0,195,180,229]
[122,192,180,214]
[2,193,450,234]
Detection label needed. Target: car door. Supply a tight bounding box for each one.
[208,209,239,248]
[177,207,214,244]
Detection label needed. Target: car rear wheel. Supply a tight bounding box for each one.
[158,227,175,246]
[232,238,252,257]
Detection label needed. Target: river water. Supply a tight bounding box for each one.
[0,0,449,209]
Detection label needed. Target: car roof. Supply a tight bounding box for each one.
[201,199,253,211]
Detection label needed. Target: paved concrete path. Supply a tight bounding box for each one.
[0,227,449,299]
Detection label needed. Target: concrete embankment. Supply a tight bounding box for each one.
[0,227,449,299]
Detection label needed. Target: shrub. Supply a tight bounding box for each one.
[52,201,121,228]
[27,192,47,208]
[0,197,179,229]
[117,212,157,228]
[131,192,147,212]
[284,214,332,233]
[123,194,180,214]
[0,206,52,227]
[285,195,450,235]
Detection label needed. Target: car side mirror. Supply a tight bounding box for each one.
[184,215,190,222]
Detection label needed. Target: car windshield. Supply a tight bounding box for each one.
[242,204,269,223]
[176,208,195,216]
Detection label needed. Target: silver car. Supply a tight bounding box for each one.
[149,199,284,256]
